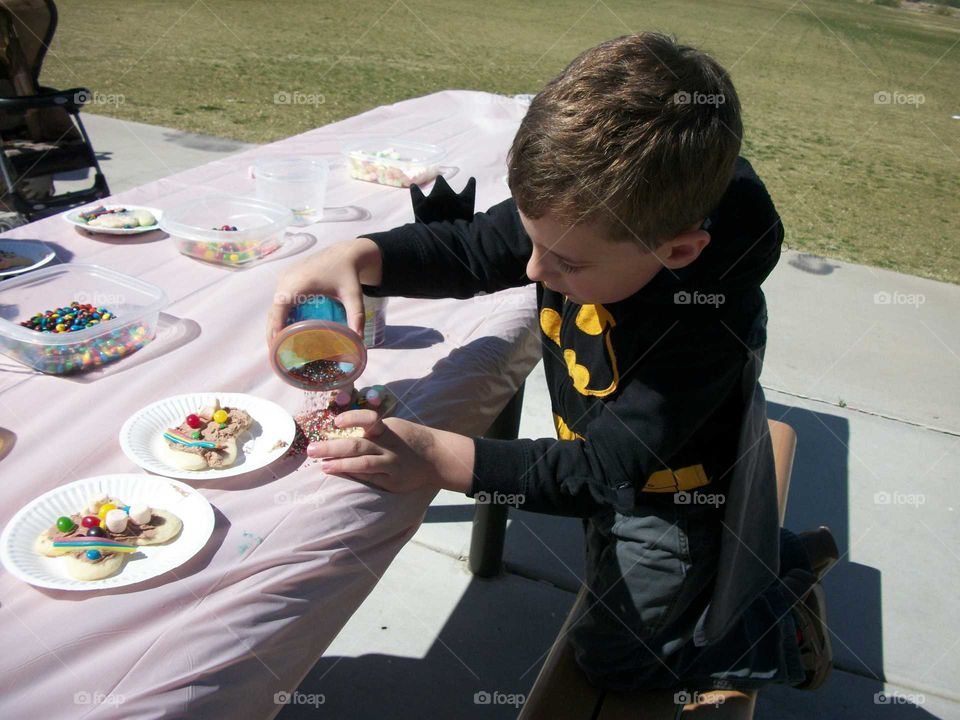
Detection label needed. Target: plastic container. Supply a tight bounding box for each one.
[269,296,367,392]
[342,138,445,188]
[362,294,387,348]
[160,195,294,267]
[252,157,329,226]
[0,264,168,374]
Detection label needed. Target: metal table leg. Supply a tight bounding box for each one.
[469,382,525,577]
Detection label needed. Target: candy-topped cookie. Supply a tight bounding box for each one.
[0,250,32,272]
[33,494,183,581]
[160,399,254,470]
[289,385,395,454]
[78,206,157,229]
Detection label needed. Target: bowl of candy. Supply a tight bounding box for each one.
[160,195,294,268]
[342,138,446,188]
[0,264,168,375]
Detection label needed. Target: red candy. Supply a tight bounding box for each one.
[81,515,101,528]
[186,414,202,429]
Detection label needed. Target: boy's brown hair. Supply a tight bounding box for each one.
[508,32,742,249]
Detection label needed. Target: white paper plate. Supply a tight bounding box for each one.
[0,239,56,278]
[63,204,163,235]
[0,474,214,590]
[119,392,296,480]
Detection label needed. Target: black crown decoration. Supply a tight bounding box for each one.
[410,176,476,224]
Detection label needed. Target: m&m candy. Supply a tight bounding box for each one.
[85,550,102,561]
[56,516,76,533]
[19,302,116,334]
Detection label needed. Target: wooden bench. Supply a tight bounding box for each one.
[468,409,797,720]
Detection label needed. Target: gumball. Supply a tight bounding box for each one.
[365,388,383,408]
[186,414,202,429]
[86,527,105,537]
[56,516,77,533]
[334,389,353,407]
[98,502,118,519]
[85,550,102,561]
[212,409,229,424]
[81,515,102,529]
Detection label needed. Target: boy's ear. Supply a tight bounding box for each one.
[656,227,711,269]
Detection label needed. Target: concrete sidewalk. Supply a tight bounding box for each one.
[61,114,960,719]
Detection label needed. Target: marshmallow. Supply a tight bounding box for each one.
[86,493,111,515]
[104,509,129,534]
[128,504,152,525]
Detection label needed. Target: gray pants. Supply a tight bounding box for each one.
[568,499,808,691]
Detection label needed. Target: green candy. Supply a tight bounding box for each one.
[56,516,77,533]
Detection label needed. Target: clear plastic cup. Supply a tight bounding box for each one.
[252,157,329,226]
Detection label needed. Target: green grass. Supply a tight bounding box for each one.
[40,0,960,283]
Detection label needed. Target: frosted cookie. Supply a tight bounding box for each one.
[289,385,394,454]
[0,250,32,271]
[79,206,157,229]
[161,399,254,470]
[34,495,183,581]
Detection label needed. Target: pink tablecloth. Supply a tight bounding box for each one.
[0,90,540,719]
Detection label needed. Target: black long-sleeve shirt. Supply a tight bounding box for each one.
[365,158,784,522]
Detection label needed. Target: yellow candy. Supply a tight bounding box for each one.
[212,409,229,424]
[98,502,117,519]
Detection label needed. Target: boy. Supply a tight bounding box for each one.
[268,33,836,693]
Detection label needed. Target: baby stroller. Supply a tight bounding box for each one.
[0,0,109,228]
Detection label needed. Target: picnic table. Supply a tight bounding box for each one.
[0,90,541,719]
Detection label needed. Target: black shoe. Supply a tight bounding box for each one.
[783,568,833,690]
[798,526,839,580]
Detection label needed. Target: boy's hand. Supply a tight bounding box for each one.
[267,238,384,342]
[307,411,475,495]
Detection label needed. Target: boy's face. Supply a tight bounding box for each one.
[518,209,710,305]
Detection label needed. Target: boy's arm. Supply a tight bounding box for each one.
[362,198,533,299]
[469,325,746,518]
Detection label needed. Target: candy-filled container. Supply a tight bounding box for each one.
[269,296,367,392]
[343,138,445,188]
[0,264,168,374]
[160,195,293,267]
